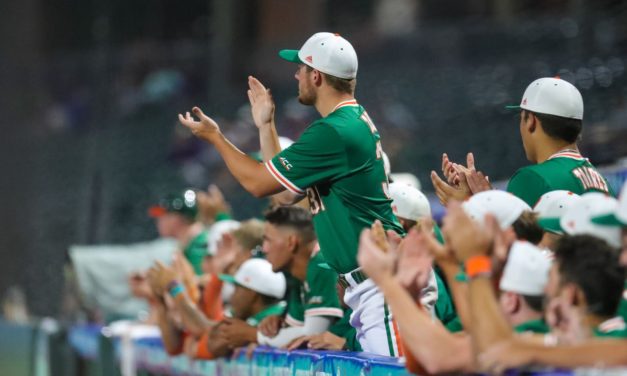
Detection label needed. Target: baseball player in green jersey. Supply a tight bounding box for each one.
[432,77,612,207]
[179,32,404,356]
[148,189,207,275]
[257,206,344,348]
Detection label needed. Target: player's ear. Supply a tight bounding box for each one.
[287,233,299,254]
[527,112,538,134]
[312,69,323,87]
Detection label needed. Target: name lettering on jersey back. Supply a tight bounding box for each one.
[572,167,609,193]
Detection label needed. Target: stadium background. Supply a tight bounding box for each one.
[1,0,626,341]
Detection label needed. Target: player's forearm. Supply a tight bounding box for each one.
[208,132,280,197]
[378,275,473,373]
[153,304,184,355]
[258,122,281,162]
[528,340,627,368]
[468,276,512,353]
[257,316,332,348]
[438,260,472,330]
[174,294,215,336]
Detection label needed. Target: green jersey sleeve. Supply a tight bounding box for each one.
[304,258,344,319]
[265,122,346,194]
[506,167,551,207]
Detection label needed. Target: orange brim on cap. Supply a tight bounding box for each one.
[148,206,167,218]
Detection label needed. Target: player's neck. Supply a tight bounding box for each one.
[315,90,356,118]
[290,246,314,281]
[535,139,578,164]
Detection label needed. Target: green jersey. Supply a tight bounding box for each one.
[266,100,404,273]
[329,308,362,352]
[507,150,612,207]
[284,252,344,326]
[433,271,462,333]
[184,231,208,275]
[593,317,627,338]
[246,302,286,327]
[514,319,550,334]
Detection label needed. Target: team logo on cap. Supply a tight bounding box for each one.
[522,98,527,105]
[305,56,313,63]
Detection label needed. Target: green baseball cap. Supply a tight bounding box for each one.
[537,217,563,234]
[148,189,198,220]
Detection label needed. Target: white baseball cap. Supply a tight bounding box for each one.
[390,172,421,191]
[462,190,532,230]
[534,190,582,234]
[206,219,241,256]
[593,183,627,227]
[499,241,551,296]
[219,258,286,299]
[506,77,584,120]
[389,182,431,221]
[279,32,358,79]
[559,192,621,248]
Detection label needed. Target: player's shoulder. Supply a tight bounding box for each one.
[510,163,550,181]
[307,252,337,278]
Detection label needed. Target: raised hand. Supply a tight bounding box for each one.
[247,76,275,128]
[430,170,472,205]
[197,184,231,224]
[357,229,397,285]
[395,228,435,297]
[441,202,495,263]
[178,107,220,141]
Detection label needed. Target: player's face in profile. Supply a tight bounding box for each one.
[295,64,316,105]
[262,222,294,272]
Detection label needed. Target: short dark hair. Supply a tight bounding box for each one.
[306,66,356,95]
[264,206,316,243]
[553,235,625,317]
[512,211,544,245]
[521,294,544,312]
[523,110,582,143]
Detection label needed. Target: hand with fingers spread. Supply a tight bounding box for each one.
[430,170,472,205]
[357,229,397,285]
[257,315,283,338]
[395,228,434,296]
[178,107,221,141]
[247,76,276,128]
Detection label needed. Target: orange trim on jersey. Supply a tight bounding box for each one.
[548,151,586,160]
[265,160,305,195]
[332,99,358,112]
[194,333,216,359]
[391,318,404,357]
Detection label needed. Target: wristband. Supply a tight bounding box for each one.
[465,255,492,279]
[168,282,185,299]
[455,263,468,282]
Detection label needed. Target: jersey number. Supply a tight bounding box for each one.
[361,112,390,198]
[306,187,325,215]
